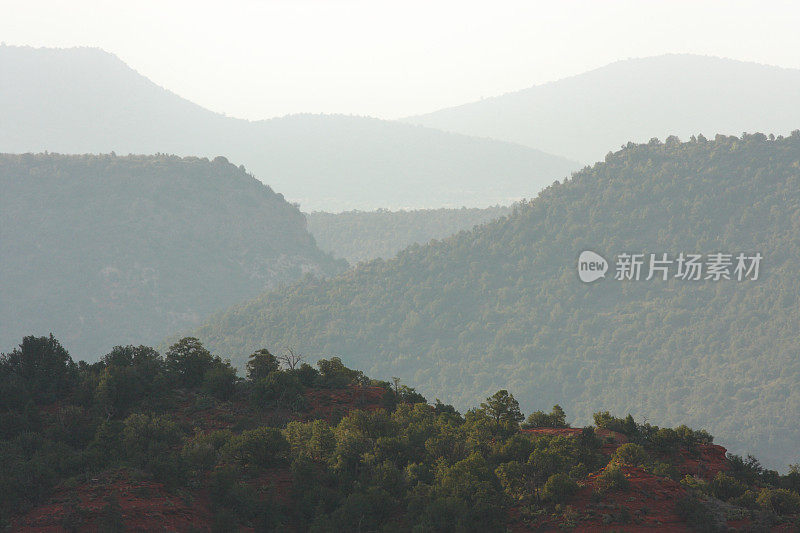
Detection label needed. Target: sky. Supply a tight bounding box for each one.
[3,0,800,120]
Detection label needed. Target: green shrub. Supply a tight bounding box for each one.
[756,488,800,515]
[202,364,238,400]
[494,461,527,499]
[315,357,365,388]
[611,443,648,466]
[251,372,303,408]
[122,413,183,465]
[675,495,723,531]
[220,426,289,468]
[182,430,233,471]
[597,465,629,492]
[593,412,636,436]
[647,462,677,479]
[541,472,578,503]
[522,405,568,429]
[729,490,758,510]
[709,472,747,501]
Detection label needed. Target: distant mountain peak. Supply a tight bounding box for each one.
[404,54,800,163]
[0,45,578,210]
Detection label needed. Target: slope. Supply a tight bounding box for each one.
[0,153,344,359]
[305,205,512,264]
[404,54,800,163]
[193,133,800,468]
[0,45,579,211]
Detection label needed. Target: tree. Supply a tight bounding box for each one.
[251,372,303,408]
[0,335,76,403]
[96,345,166,417]
[523,404,569,429]
[316,357,365,388]
[246,349,279,381]
[279,348,303,371]
[165,337,216,388]
[480,390,523,430]
[202,364,238,400]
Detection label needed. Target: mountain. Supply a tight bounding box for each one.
[404,54,800,163]
[193,133,800,468]
[305,205,512,264]
[0,45,579,211]
[0,153,344,360]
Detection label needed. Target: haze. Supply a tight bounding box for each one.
[4,0,800,120]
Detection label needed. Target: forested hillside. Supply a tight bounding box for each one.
[306,205,512,263]
[0,45,578,210]
[404,54,800,163]
[2,335,799,531]
[0,153,343,359]
[194,133,800,468]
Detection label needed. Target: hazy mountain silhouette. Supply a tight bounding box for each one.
[0,153,344,359]
[404,54,800,163]
[0,45,579,211]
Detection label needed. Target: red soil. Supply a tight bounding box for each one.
[302,385,386,420]
[673,443,729,480]
[9,469,213,532]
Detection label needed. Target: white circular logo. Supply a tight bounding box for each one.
[578,250,608,283]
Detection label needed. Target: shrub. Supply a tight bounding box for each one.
[251,372,303,408]
[675,494,723,531]
[647,461,677,479]
[612,443,648,467]
[756,488,800,515]
[292,363,319,387]
[523,405,568,429]
[709,472,747,501]
[316,357,365,388]
[220,426,289,468]
[122,413,183,465]
[729,490,758,510]
[597,465,629,492]
[593,412,636,436]
[541,472,578,503]
[202,364,238,400]
[495,461,527,499]
[182,430,233,471]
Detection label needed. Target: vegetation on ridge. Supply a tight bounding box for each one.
[2,335,799,531]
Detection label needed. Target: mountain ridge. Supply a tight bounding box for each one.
[0,152,344,359]
[403,54,800,162]
[0,44,579,211]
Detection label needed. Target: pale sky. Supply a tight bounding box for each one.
[4,0,800,120]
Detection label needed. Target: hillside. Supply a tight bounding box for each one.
[404,54,800,163]
[0,153,343,360]
[306,205,512,263]
[0,45,579,210]
[193,133,800,468]
[2,335,799,531]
